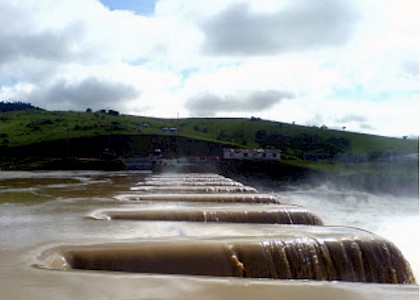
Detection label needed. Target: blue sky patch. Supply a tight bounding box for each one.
[99,0,156,15]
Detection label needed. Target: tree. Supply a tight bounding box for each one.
[0,101,43,112]
[108,109,120,116]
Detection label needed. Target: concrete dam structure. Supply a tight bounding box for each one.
[1,171,417,299]
[34,173,415,289]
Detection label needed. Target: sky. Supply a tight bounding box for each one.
[0,0,418,138]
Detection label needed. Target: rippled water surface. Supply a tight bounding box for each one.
[0,171,418,300]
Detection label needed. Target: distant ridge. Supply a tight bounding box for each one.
[0,101,44,112]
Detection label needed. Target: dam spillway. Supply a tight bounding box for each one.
[115,193,281,204]
[39,233,414,284]
[34,172,416,287]
[87,205,324,225]
[129,185,258,193]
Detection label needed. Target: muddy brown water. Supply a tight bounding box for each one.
[87,205,324,225]
[0,170,418,299]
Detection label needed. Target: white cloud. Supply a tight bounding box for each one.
[335,114,367,124]
[200,0,358,55]
[0,0,418,137]
[185,90,293,116]
[28,77,140,111]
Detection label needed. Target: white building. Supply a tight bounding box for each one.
[223,148,281,161]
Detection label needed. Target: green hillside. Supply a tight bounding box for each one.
[0,109,417,155]
[1,109,418,195]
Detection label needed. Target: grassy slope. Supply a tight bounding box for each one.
[0,110,418,154]
[1,110,418,194]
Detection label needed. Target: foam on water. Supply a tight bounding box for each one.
[275,184,419,280]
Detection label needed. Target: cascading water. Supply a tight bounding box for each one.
[36,234,415,284]
[34,172,416,285]
[129,186,258,193]
[1,171,417,300]
[87,205,323,225]
[136,181,244,186]
[115,193,281,203]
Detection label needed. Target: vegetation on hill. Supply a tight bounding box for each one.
[0,101,43,112]
[0,108,418,195]
[0,109,417,154]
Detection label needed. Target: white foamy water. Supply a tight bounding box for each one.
[275,184,420,280]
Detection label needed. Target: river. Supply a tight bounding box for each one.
[0,171,418,299]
